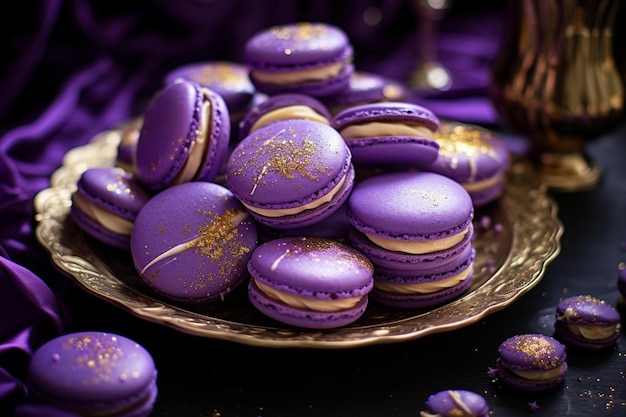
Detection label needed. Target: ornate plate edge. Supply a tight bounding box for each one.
[33,127,563,349]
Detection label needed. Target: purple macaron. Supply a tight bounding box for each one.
[243,22,354,97]
[27,332,157,417]
[421,390,490,417]
[135,80,230,191]
[237,93,331,141]
[347,171,474,261]
[426,122,510,207]
[163,61,255,130]
[324,71,415,116]
[131,181,257,304]
[554,295,621,350]
[226,119,354,229]
[331,101,440,168]
[370,246,476,310]
[71,167,152,249]
[247,236,374,329]
[496,334,567,391]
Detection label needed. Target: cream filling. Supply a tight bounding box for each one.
[511,364,565,381]
[559,321,618,340]
[252,62,344,85]
[249,105,330,133]
[243,173,346,218]
[72,193,133,235]
[172,93,211,185]
[375,263,472,295]
[255,279,362,312]
[340,122,434,140]
[366,227,469,255]
[462,173,504,193]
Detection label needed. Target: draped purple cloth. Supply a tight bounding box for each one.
[0,1,504,414]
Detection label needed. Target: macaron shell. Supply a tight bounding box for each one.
[76,167,151,221]
[164,61,255,114]
[373,246,475,284]
[248,237,373,298]
[370,270,472,310]
[27,332,157,414]
[244,22,352,70]
[498,334,566,372]
[70,206,133,249]
[555,295,621,325]
[347,171,473,241]
[348,224,474,271]
[131,182,257,303]
[554,323,619,350]
[346,136,439,168]
[423,390,490,417]
[332,101,440,133]
[226,119,352,208]
[135,81,203,189]
[248,280,369,329]
[247,163,354,229]
[496,359,567,392]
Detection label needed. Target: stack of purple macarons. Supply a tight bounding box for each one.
[65,20,513,330]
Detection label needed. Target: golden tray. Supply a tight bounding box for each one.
[34,122,563,348]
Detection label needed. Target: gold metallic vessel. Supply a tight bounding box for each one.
[490,0,625,191]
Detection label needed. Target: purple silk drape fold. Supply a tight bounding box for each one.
[0,1,503,414]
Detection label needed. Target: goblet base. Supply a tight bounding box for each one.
[538,151,603,192]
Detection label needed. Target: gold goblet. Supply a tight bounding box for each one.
[489,0,625,191]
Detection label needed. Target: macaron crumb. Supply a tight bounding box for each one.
[528,401,540,412]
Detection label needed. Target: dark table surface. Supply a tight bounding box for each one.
[56,120,626,417]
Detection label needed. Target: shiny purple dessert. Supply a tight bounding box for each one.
[247,236,374,329]
[244,22,354,97]
[331,101,440,168]
[135,80,230,191]
[131,181,257,304]
[554,295,621,350]
[427,123,510,207]
[27,332,157,417]
[420,389,490,417]
[226,119,354,229]
[71,167,152,249]
[496,333,567,391]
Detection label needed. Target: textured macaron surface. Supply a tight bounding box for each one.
[422,390,490,417]
[135,81,203,188]
[28,332,156,406]
[131,182,257,302]
[76,167,151,220]
[332,101,439,133]
[244,22,352,69]
[226,119,351,208]
[164,61,254,112]
[556,295,620,325]
[248,236,373,299]
[347,171,473,241]
[498,334,566,371]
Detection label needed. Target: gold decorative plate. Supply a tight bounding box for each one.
[34,122,563,349]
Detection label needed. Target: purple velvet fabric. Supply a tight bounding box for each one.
[0,1,504,414]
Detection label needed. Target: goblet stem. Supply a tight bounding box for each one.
[409,0,452,92]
